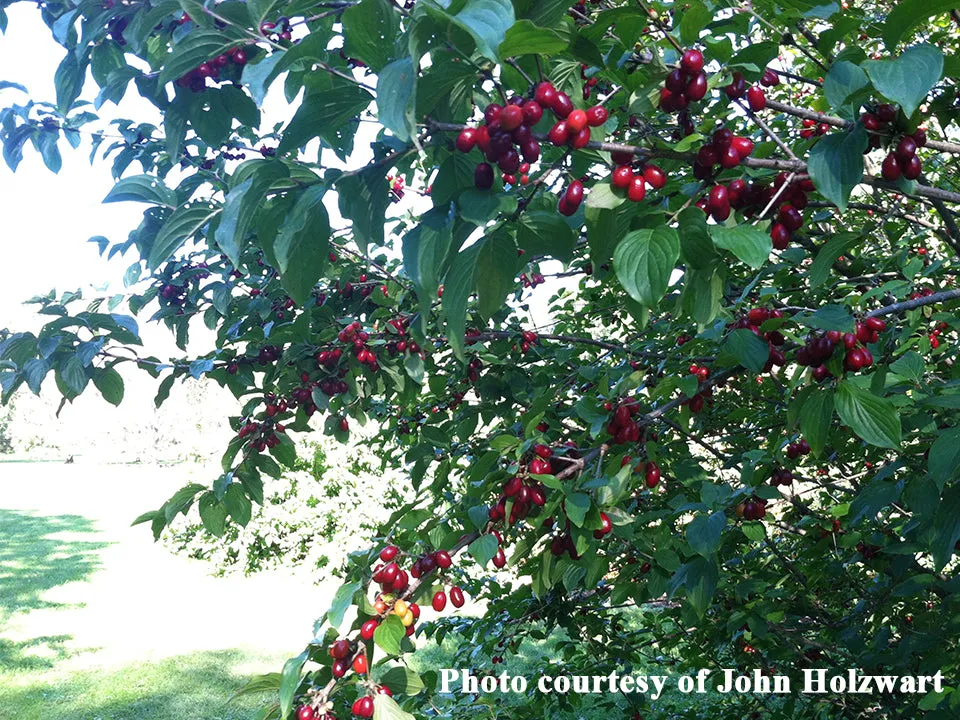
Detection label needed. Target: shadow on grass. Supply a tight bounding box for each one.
[0,508,109,670]
[0,649,277,720]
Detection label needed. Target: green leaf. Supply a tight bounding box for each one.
[279,76,373,153]
[678,1,712,45]
[565,492,590,527]
[215,161,288,266]
[613,227,680,307]
[678,207,720,270]
[380,666,425,696]
[61,355,88,394]
[158,30,245,85]
[224,483,253,527]
[457,188,501,225]
[247,0,284,37]
[889,351,925,383]
[709,223,771,269]
[442,242,481,361]
[337,167,391,254]
[469,533,499,567]
[686,511,726,557]
[54,52,85,114]
[585,183,626,210]
[149,203,219,270]
[863,43,944,117]
[475,229,521,320]
[849,476,904,524]
[684,267,722,326]
[275,185,330,306]
[807,125,867,212]
[797,304,855,332]
[499,19,568,56]
[801,389,834,458]
[445,0,515,62]
[373,693,415,720]
[377,57,417,142]
[279,652,308,719]
[342,0,400,71]
[38,132,61,173]
[327,581,361,629]
[928,427,960,489]
[374,614,405,656]
[93,367,124,406]
[823,61,869,114]
[724,328,770,373]
[883,0,959,49]
[932,484,960,571]
[809,232,860,287]
[104,175,176,207]
[585,204,630,267]
[517,209,576,262]
[198,493,228,537]
[835,381,901,450]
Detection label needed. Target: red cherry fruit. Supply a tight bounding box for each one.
[450,586,465,608]
[760,68,780,86]
[684,72,708,102]
[353,655,368,675]
[627,175,646,202]
[730,136,754,158]
[455,129,477,152]
[771,223,791,250]
[586,105,608,126]
[645,461,661,488]
[484,103,502,125]
[725,72,747,99]
[360,618,378,640]
[697,145,718,167]
[298,706,317,720]
[864,317,886,332]
[779,204,803,231]
[875,103,896,122]
[903,156,922,180]
[529,456,552,474]
[719,145,741,169]
[548,120,569,146]
[571,127,591,149]
[493,548,506,569]
[498,148,520,174]
[593,512,612,539]
[552,91,573,118]
[680,48,704,74]
[881,153,901,181]
[643,165,666,189]
[708,185,729,212]
[895,136,917,161]
[861,113,881,131]
[522,100,543,126]
[378,686,393,696]
[611,150,633,165]
[474,162,494,190]
[913,128,927,147]
[332,658,349,678]
[380,545,399,562]
[356,696,374,717]
[612,165,633,189]
[746,86,766,111]
[534,82,557,107]
[520,138,540,163]
[558,195,575,216]
[500,104,523,131]
[231,48,247,65]
[534,444,553,459]
[432,591,447,611]
[665,69,686,94]
[434,549,452,568]
[748,308,770,325]
[565,180,584,208]
[330,639,351,659]
[380,562,399,585]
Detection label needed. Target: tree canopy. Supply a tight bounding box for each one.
[2,0,960,717]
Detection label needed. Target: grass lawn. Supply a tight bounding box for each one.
[0,462,322,720]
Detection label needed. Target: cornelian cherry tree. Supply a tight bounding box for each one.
[2,0,960,717]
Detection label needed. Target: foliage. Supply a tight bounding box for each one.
[2,0,960,718]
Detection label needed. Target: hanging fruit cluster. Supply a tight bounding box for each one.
[175,46,248,92]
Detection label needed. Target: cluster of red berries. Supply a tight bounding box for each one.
[175,46,247,92]
[558,178,585,215]
[386,174,405,201]
[259,19,292,41]
[456,91,550,189]
[879,130,926,181]
[513,329,539,354]
[723,72,770,113]
[767,174,814,249]
[236,418,284,452]
[692,127,756,180]
[800,118,830,139]
[660,49,708,112]
[489,446,551,524]
[785,438,812,459]
[519,271,546,289]
[159,283,188,305]
[605,397,642,444]
[728,307,787,371]
[431,584,465,611]
[929,321,948,349]
[796,318,886,378]
[609,149,666,202]
[770,467,794,486]
[466,355,483,384]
